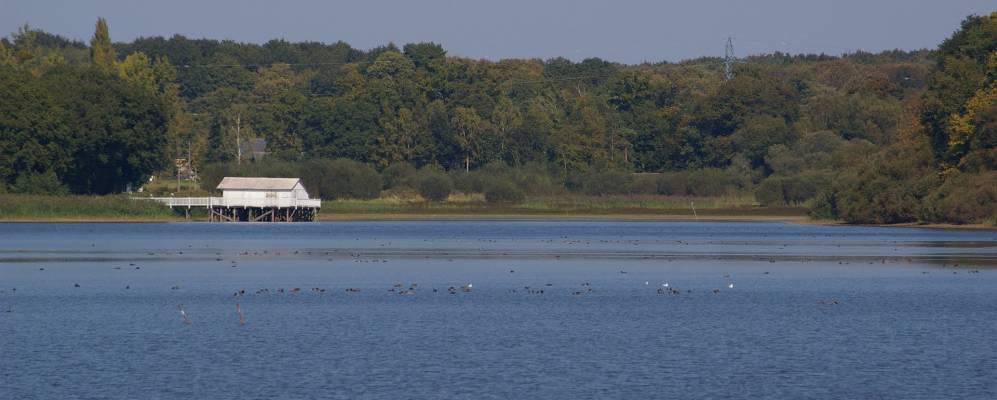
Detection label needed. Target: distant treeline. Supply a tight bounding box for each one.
[0,13,994,224]
[196,159,755,205]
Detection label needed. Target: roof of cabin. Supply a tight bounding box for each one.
[216,177,301,191]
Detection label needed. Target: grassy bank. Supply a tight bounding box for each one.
[0,194,181,221]
[0,193,811,222]
[315,194,808,220]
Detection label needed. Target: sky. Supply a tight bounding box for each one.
[3,0,994,64]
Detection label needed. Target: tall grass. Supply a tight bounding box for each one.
[0,194,178,220]
[0,192,794,221]
[320,193,767,216]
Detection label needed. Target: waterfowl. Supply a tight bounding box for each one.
[178,304,191,325]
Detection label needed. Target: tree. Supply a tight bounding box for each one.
[118,52,156,92]
[490,97,522,163]
[90,18,116,73]
[452,106,487,171]
[374,107,432,167]
[731,115,795,168]
[418,172,452,201]
[251,63,306,159]
[12,24,41,67]
[920,12,997,167]
[0,40,13,66]
[403,42,446,70]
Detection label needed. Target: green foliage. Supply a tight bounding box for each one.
[568,170,633,196]
[298,158,381,200]
[0,63,170,194]
[920,11,997,167]
[754,178,785,206]
[649,168,749,197]
[8,15,997,225]
[921,171,997,224]
[418,172,453,201]
[201,159,381,200]
[0,194,176,219]
[685,168,738,197]
[814,11,997,225]
[484,180,526,204]
[824,141,940,224]
[731,115,794,168]
[381,162,419,189]
[754,173,829,206]
[90,17,115,73]
[11,171,68,195]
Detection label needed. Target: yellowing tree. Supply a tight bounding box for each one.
[118,52,156,92]
[90,17,116,73]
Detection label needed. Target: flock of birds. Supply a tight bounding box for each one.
[2,238,991,321]
[1,262,829,321]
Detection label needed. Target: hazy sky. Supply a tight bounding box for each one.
[3,0,994,63]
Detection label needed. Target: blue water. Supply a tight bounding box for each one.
[1,221,996,399]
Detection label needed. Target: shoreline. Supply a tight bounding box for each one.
[1,213,993,231]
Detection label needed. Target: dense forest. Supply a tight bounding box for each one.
[1,13,994,224]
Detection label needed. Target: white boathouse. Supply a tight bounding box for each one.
[147,177,321,222]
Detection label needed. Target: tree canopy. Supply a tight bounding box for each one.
[1,15,994,224]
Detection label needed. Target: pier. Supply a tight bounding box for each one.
[144,177,321,222]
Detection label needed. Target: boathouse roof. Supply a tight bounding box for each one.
[216,177,302,191]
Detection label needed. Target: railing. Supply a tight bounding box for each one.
[138,197,321,208]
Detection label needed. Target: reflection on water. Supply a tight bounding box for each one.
[1,221,996,399]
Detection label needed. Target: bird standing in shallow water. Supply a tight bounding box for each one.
[178,304,192,325]
[236,303,245,326]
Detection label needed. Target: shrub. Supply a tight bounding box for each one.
[756,173,831,207]
[199,163,235,191]
[569,169,631,195]
[450,170,489,193]
[346,162,384,199]
[655,172,689,195]
[785,173,829,204]
[921,171,997,224]
[484,180,525,203]
[685,168,732,197]
[419,173,453,201]
[755,177,788,206]
[809,190,838,220]
[300,159,382,200]
[514,162,566,196]
[627,174,660,195]
[382,162,418,190]
[829,142,939,224]
[11,171,69,195]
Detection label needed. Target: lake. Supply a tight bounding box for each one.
[1,221,996,399]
